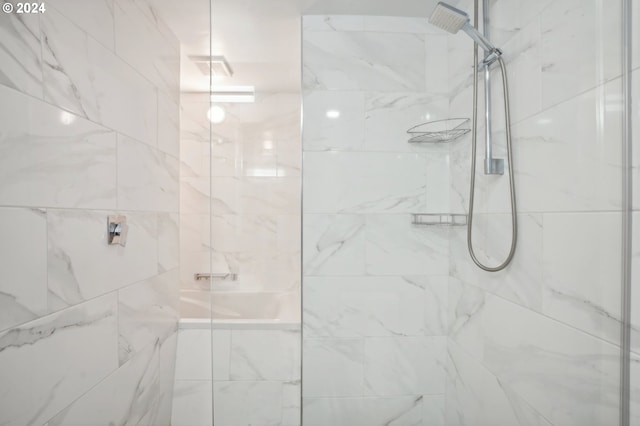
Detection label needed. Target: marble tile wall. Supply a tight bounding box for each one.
[179,93,301,311]
[171,326,301,426]
[301,15,450,425]
[446,0,637,424]
[0,1,180,424]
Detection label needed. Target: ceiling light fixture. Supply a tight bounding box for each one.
[326,109,341,119]
[211,85,255,103]
[207,105,226,124]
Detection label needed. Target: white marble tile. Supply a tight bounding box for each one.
[47,210,158,308]
[302,214,366,276]
[450,213,544,312]
[425,152,451,213]
[540,0,622,109]
[425,34,450,95]
[0,208,48,332]
[0,293,118,426]
[302,15,365,32]
[181,177,212,215]
[0,85,117,209]
[303,30,426,92]
[113,0,180,100]
[481,294,622,426]
[302,90,365,151]
[238,127,278,179]
[303,338,364,397]
[241,177,301,215]
[489,0,555,43]
[180,213,211,255]
[117,134,179,212]
[423,395,446,426]
[158,92,180,158]
[542,212,622,345]
[303,396,424,426]
[446,278,487,360]
[303,152,427,213]
[446,341,554,426]
[0,8,42,98]
[304,276,446,338]
[229,330,301,381]
[209,176,300,216]
[212,329,231,380]
[181,138,212,178]
[282,381,301,426]
[498,15,543,124]
[364,93,450,152]
[365,215,449,276]
[158,213,179,272]
[46,0,115,49]
[422,276,449,336]
[364,336,446,396]
[118,269,179,365]
[509,78,623,213]
[446,30,475,109]
[157,331,178,425]
[41,9,158,146]
[171,380,213,426]
[213,381,283,426]
[47,341,161,426]
[211,214,274,253]
[174,329,212,381]
[363,16,434,34]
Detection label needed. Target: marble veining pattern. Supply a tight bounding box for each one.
[0,0,181,423]
[0,85,117,210]
[0,294,119,426]
[0,208,48,333]
[0,9,42,98]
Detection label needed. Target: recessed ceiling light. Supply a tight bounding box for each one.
[207,105,226,123]
[211,85,255,103]
[326,109,341,119]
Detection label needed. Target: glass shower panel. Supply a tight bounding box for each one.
[301,11,451,425]
[300,1,631,425]
[208,1,303,425]
[168,0,214,425]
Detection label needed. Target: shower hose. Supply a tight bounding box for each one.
[467,3,518,272]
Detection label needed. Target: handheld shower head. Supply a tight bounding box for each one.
[429,2,499,55]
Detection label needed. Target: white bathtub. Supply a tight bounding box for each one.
[172,290,302,426]
[178,290,301,330]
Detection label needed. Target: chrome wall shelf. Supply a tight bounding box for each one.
[411,213,468,226]
[407,118,470,143]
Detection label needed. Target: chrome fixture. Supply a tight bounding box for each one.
[429,1,504,174]
[107,215,128,246]
[194,272,238,281]
[429,1,517,272]
[428,2,502,67]
[411,213,468,227]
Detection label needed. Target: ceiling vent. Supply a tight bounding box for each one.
[189,55,233,78]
